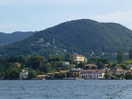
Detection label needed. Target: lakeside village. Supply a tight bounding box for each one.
[1,53,132,80]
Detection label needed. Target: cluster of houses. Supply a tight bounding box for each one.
[19,53,132,80]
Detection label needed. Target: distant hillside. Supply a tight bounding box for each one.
[0,31,34,46]
[1,19,132,57]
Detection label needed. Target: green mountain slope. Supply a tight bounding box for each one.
[1,19,132,57]
[0,31,34,46]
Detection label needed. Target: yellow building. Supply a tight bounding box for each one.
[72,54,87,63]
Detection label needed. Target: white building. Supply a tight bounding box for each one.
[63,61,70,65]
[128,64,132,70]
[19,70,28,79]
[81,69,105,79]
[62,61,75,68]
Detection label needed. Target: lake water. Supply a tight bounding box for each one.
[0,80,132,99]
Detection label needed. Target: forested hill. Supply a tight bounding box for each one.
[1,19,132,57]
[0,31,34,46]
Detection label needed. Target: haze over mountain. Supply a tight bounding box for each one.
[0,31,34,46]
[0,19,132,57]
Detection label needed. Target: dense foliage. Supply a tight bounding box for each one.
[0,54,109,79]
[0,19,132,58]
[0,52,131,80]
[0,31,34,46]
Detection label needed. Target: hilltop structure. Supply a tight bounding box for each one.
[72,53,87,63]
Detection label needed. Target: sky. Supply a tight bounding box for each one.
[0,0,132,33]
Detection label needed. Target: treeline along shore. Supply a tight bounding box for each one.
[0,51,132,80]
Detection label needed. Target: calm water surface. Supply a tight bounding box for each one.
[0,80,132,99]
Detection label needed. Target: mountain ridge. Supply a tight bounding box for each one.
[0,31,34,46]
[0,19,132,57]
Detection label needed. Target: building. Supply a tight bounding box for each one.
[115,70,126,76]
[70,68,83,77]
[125,70,132,75]
[59,70,68,74]
[19,70,28,79]
[85,64,98,69]
[110,66,126,76]
[63,61,70,65]
[36,75,46,80]
[62,61,75,68]
[15,62,21,68]
[46,73,55,79]
[72,54,87,63]
[127,64,132,70]
[81,69,105,79]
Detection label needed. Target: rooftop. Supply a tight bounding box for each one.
[81,69,105,73]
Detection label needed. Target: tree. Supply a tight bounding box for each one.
[77,62,86,68]
[104,73,110,79]
[5,66,19,80]
[120,64,128,70]
[48,54,63,62]
[29,55,45,69]
[129,50,132,59]
[97,61,105,69]
[54,73,67,79]
[9,69,19,79]
[28,69,37,79]
[40,63,55,73]
[117,52,124,63]
[125,74,132,79]
[66,72,73,78]
[18,55,26,63]
[116,74,124,79]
